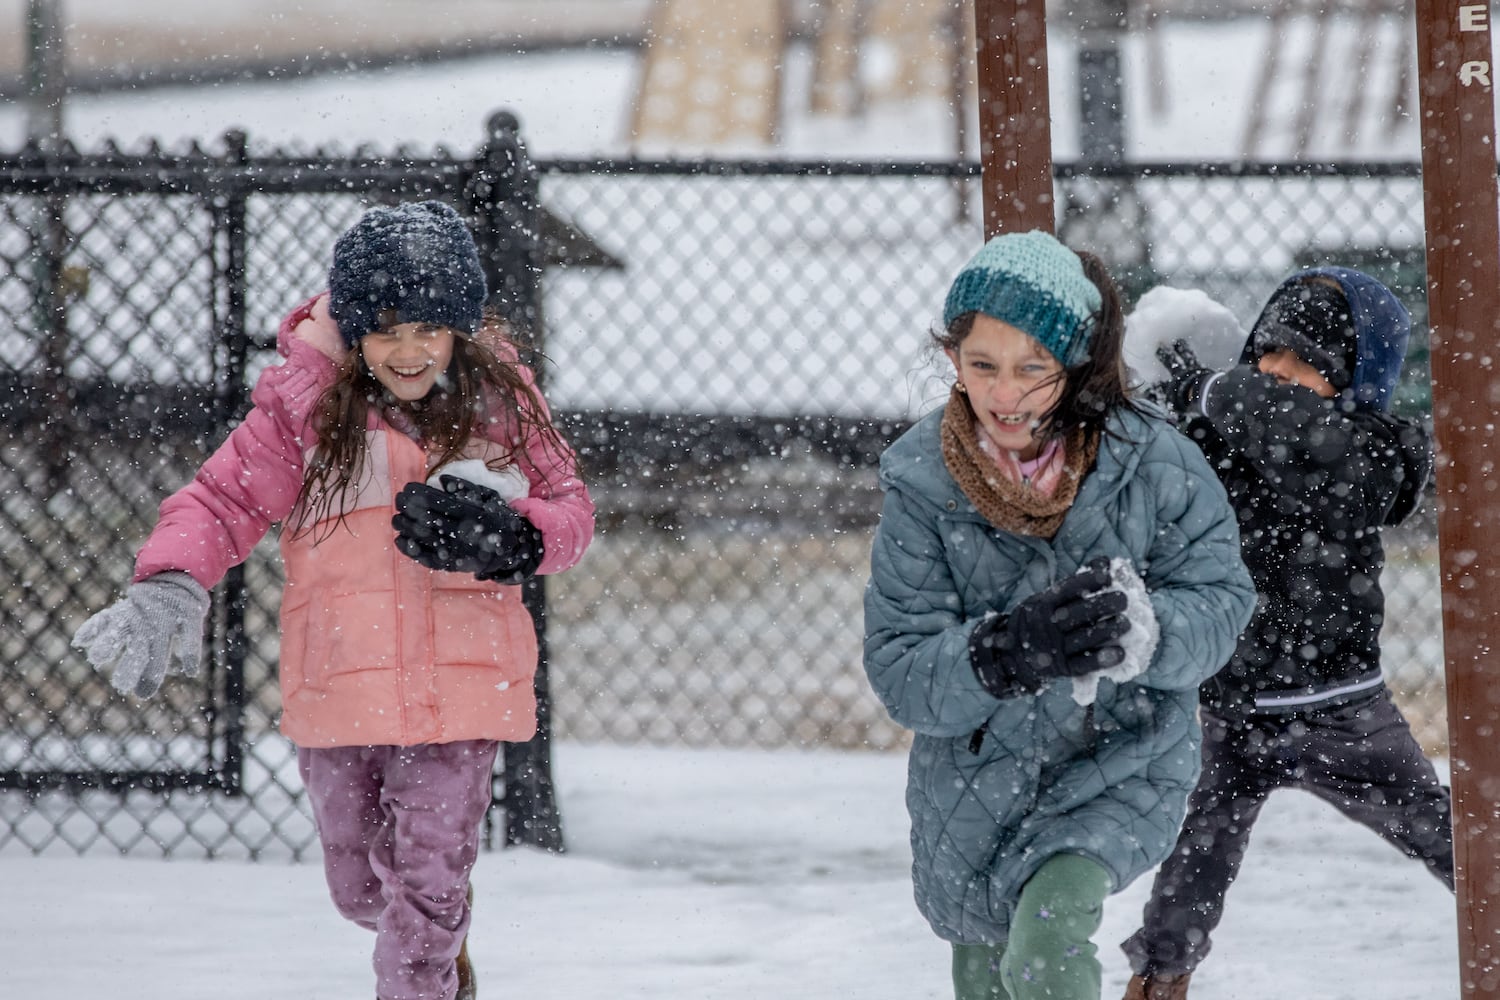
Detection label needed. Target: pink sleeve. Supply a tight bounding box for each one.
[132,300,340,588]
[512,434,595,577]
[132,403,308,588]
[481,351,595,576]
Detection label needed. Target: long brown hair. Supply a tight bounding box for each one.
[1049,249,1141,439]
[932,246,1142,443]
[288,314,569,537]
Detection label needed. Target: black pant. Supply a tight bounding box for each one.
[1121,689,1454,976]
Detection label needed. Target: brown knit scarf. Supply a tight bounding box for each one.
[940,386,1099,538]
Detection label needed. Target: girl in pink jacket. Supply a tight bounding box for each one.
[73,200,595,1000]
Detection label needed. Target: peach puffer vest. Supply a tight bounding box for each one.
[134,296,594,748]
[277,428,540,747]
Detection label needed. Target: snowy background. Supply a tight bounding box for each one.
[0,9,1442,162]
[0,5,1468,998]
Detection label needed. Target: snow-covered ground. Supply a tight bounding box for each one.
[6,743,1458,999]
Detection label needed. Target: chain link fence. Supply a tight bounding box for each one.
[0,119,1444,858]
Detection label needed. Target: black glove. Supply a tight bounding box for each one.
[969,558,1130,699]
[1155,339,1213,415]
[392,475,544,584]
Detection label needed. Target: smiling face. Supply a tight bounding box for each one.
[359,321,457,402]
[1257,347,1337,399]
[946,313,1066,461]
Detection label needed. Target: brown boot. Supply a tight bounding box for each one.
[1123,972,1190,1000]
[455,884,476,1000]
[455,936,475,1000]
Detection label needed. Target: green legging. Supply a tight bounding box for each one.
[951,853,1111,1000]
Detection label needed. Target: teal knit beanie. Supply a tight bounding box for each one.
[942,230,1102,366]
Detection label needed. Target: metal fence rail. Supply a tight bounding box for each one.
[0,115,1445,858]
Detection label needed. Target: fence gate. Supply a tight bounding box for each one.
[0,113,555,857]
[0,184,251,808]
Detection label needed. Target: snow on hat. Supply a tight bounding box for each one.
[328,200,488,347]
[942,230,1102,367]
[1249,279,1357,392]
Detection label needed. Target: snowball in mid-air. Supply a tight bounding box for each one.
[1123,286,1246,387]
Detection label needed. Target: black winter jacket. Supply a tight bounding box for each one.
[1182,369,1430,718]
[1178,267,1432,719]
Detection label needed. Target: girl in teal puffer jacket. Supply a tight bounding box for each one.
[863,231,1255,1000]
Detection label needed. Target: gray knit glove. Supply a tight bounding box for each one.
[71,572,211,698]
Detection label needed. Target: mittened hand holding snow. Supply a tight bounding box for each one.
[969,557,1130,700]
[71,572,211,698]
[1155,339,1213,416]
[1069,557,1160,706]
[393,476,544,584]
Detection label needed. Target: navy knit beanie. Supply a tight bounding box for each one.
[942,230,1102,367]
[1249,279,1357,392]
[328,200,488,347]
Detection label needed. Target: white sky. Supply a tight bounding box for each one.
[0,15,1441,161]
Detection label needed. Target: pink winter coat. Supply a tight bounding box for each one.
[133,295,595,748]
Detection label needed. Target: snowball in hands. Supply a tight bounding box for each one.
[427,458,529,502]
[71,571,211,698]
[1123,286,1246,387]
[1070,558,1159,706]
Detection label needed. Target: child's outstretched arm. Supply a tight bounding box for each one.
[76,297,344,697]
[1194,366,1429,533]
[133,295,344,587]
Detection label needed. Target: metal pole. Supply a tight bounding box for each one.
[1411,1,1500,994]
[215,130,252,798]
[972,0,1055,237]
[948,0,972,225]
[25,0,65,147]
[24,0,70,496]
[1060,0,1149,292]
[1075,0,1127,167]
[468,111,565,854]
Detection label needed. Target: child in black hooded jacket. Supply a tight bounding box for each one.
[1118,268,1454,1000]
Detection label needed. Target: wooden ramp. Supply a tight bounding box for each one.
[631,0,973,152]
[630,0,788,148]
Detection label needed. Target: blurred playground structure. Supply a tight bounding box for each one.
[631,0,1418,159]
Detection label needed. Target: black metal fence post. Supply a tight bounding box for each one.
[466,111,565,853]
[210,129,252,796]
[32,185,71,498]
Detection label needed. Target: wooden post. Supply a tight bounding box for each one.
[972,0,1054,237]
[1412,1,1500,993]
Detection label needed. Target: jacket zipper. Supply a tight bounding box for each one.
[968,722,988,754]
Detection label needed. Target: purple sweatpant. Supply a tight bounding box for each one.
[298,740,499,1000]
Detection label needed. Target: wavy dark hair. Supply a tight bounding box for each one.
[932,247,1144,444]
[288,312,569,538]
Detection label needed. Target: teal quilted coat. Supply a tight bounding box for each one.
[863,404,1254,944]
